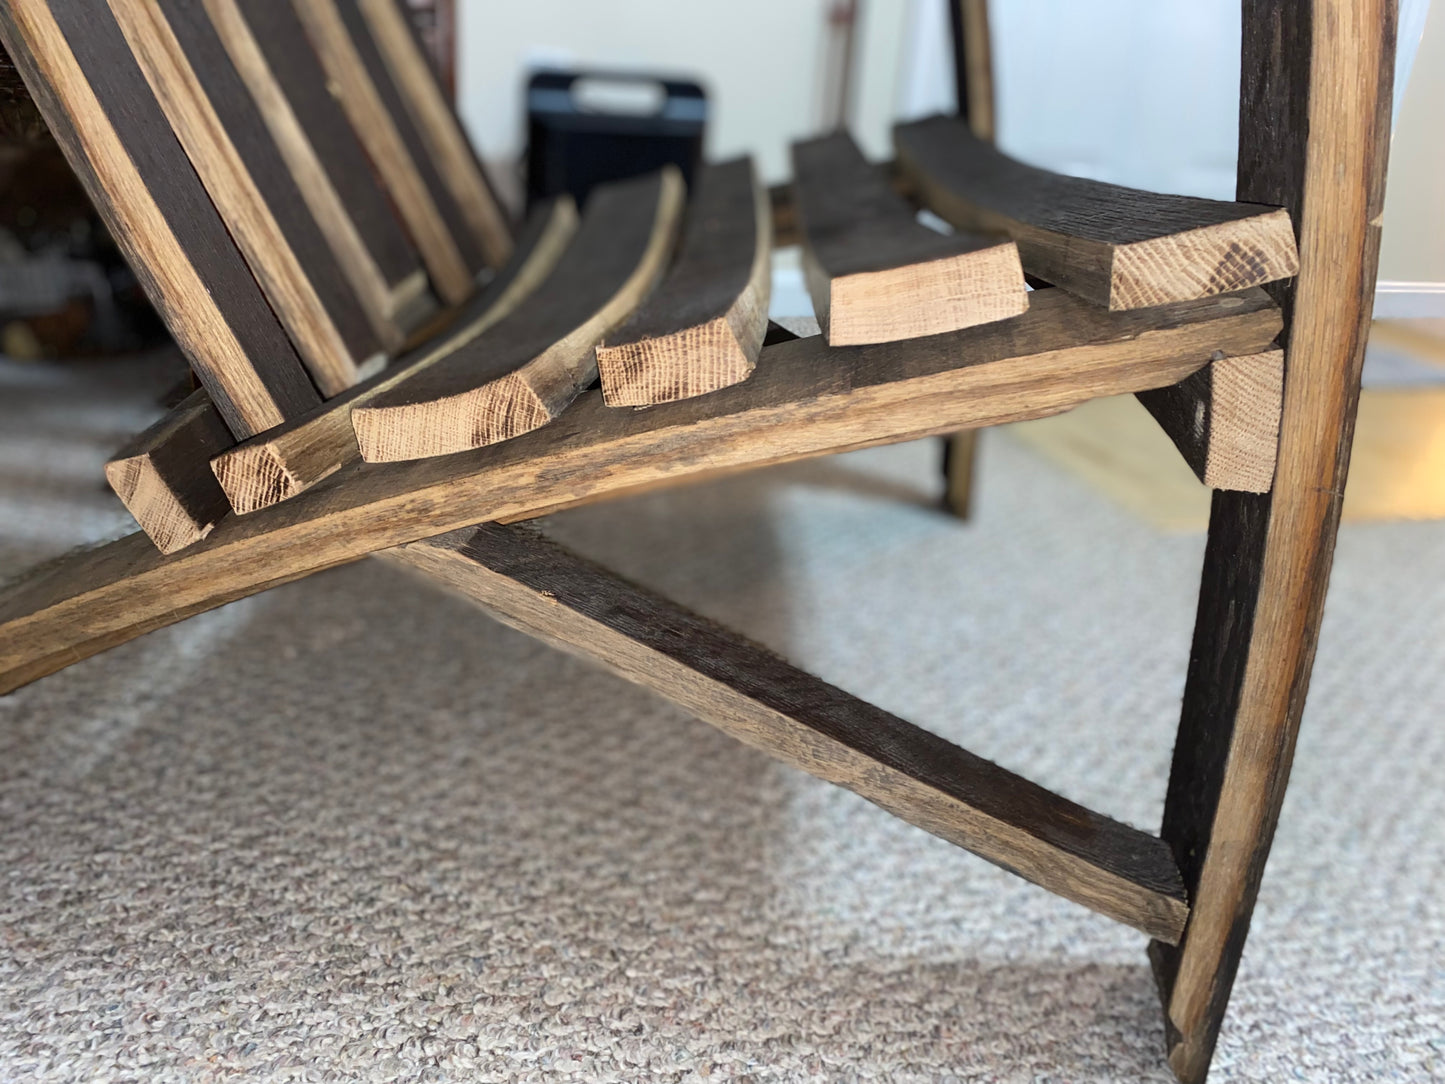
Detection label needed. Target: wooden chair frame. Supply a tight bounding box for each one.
[0,2,1396,1080]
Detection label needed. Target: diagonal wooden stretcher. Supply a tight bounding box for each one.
[0,2,1397,1081]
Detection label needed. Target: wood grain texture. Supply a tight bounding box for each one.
[358,0,510,268]
[0,287,1279,695]
[104,390,235,554]
[791,130,1026,345]
[225,0,425,338]
[294,0,474,304]
[896,115,1301,313]
[1148,4,1396,1082]
[384,523,1189,941]
[353,168,685,461]
[212,197,578,514]
[1137,350,1284,493]
[595,158,770,406]
[0,0,320,438]
[113,0,378,397]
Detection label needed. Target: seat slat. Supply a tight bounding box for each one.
[0,0,321,437]
[385,523,1190,942]
[352,168,685,461]
[595,157,770,406]
[0,287,1280,695]
[225,0,428,335]
[791,130,1027,345]
[114,0,381,396]
[894,114,1300,311]
[212,196,578,515]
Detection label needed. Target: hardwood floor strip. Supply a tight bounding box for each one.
[353,168,685,461]
[212,197,578,514]
[791,130,1026,345]
[358,0,511,268]
[114,0,378,396]
[895,114,1301,312]
[596,158,770,406]
[384,522,1189,941]
[104,390,234,554]
[0,0,320,437]
[1148,3,1395,1081]
[227,0,425,334]
[1137,350,1284,493]
[294,0,474,304]
[0,287,1279,694]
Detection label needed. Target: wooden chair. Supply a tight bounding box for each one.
[0,2,1396,1080]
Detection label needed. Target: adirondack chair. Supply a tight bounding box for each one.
[0,2,1396,1081]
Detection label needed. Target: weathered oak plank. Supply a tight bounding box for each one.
[1148,3,1396,1081]
[0,287,1279,694]
[384,523,1189,942]
[791,130,1026,345]
[212,197,578,514]
[895,114,1300,312]
[595,158,770,406]
[353,169,684,461]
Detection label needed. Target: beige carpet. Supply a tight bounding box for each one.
[1,353,1442,1082]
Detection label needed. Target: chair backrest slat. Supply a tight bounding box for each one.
[0,0,321,437]
[357,0,513,269]
[116,0,384,396]
[220,0,431,339]
[293,0,479,306]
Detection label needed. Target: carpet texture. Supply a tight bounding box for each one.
[1,353,1442,1082]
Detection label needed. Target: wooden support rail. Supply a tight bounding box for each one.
[383,523,1189,941]
[895,114,1300,311]
[791,130,1027,345]
[1137,349,1284,493]
[0,287,1279,694]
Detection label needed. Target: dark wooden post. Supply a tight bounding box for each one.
[1149,3,1397,1080]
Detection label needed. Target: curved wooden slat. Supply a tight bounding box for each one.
[112,0,380,396]
[352,168,684,461]
[385,523,1189,942]
[0,287,1280,695]
[212,196,579,514]
[791,130,1027,345]
[0,0,320,437]
[895,114,1301,312]
[595,157,771,406]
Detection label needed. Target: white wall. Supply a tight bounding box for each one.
[1380,0,1445,285]
[455,0,905,187]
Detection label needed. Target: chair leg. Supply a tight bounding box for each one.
[1149,3,1395,1080]
[941,430,978,518]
